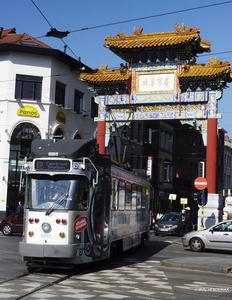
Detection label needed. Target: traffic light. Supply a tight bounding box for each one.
[197,188,208,206]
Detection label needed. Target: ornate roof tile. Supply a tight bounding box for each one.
[180,58,232,78]
[104,24,211,62]
[79,64,131,83]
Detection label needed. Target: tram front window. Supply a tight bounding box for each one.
[25,175,89,210]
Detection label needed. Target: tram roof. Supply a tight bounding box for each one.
[30,139,96,159]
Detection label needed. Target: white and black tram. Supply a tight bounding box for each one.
[19,139,151,268]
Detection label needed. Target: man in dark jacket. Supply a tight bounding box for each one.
[185,207,192,233]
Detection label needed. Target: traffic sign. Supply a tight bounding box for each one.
[194,177,207,190]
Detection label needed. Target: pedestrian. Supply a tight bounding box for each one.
[16,201,24,212]
[184,207,192,233]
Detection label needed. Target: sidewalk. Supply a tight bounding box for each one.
[161,256,232,273]
[160,236,232,273]
[150,233,232,274]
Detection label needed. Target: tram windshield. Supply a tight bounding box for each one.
[25,174,89,211]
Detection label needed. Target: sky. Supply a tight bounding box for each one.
[2,0,232,136]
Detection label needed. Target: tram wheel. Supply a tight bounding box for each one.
[140,234,145,246]
[110,242,118,259]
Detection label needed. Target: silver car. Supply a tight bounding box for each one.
[182,220,232,252]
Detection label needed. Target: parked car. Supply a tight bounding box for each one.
[154,212,185,236]
[0,209,23,236]
[182,220,232,252]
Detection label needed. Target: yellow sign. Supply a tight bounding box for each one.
[56,111,66,123]
[180,198,188,204]
[17,105,39,117]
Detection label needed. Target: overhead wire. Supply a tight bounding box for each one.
[30,0,80,60]
[69,1,232,33]
[30,0,232,63]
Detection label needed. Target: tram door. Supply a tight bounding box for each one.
[92,158,111,258]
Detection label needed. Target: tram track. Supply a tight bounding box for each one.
[0,259,169,300]
[0,271,73,300]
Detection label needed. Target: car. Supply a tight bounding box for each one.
[0,209,24,236]
[182,219,232,252]
[154,212,185,236]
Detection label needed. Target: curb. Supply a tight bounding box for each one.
[161,259,232,274]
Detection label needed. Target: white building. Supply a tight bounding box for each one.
[0,28,97,218]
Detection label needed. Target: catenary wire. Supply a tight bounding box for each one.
[30,0,232,63]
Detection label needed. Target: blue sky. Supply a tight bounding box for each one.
[2,0,232,136]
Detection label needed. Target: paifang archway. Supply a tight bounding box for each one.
[79,24,232,221]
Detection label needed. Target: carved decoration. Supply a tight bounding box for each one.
[99,64,108,70]
[175,23,199,34]
[117,32,125,39]
[207,57,230,67]
[119,63,129,75]
[132,27,143,36]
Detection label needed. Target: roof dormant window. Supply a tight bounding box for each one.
[15,74,42,101]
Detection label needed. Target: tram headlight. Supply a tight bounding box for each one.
[42,222,51,233]
[59,232,65,238]
[28,231,34,237]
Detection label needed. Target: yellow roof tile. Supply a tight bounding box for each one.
[79,64,131,83]
[104,24,210,51]
[179,58,231,78]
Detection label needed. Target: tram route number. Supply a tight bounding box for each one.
[41,233,52,238]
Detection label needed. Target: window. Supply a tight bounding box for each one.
[91,97,98,118]
[55,81,66,106]
[164,160,172,182]
[118,180,125,210]
[141,187,146,208]
[15,74,42,101]
[111,178,118,210]
[132,184,137,210]
[125,182,132,210]
[137,186,141,209]
[74,90,83,114]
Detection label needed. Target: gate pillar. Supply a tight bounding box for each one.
[97,121,106,155]
[206,118,217,193]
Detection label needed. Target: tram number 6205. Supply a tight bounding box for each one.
[41,233,52,238]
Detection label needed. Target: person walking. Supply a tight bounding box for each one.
[184,207,192,233]
[16,201,24,212]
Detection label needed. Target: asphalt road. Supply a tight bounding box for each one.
[0,232,232,299]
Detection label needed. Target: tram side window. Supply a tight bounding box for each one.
[75,178,89,210]
[132,184,137,210]
[118,180,125,210]
[141,187,146,209]
[111,177,118,210]
[125,182,132,210]
[145,188,150,209]
[137,186,142,210]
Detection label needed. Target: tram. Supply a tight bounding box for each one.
[19,139,151,268]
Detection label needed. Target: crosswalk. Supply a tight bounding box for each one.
[0,259,176,300]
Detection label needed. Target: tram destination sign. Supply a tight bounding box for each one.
[35,159,70,171]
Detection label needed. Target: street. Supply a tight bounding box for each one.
[0,232,232,299]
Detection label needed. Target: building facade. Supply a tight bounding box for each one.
[0,28,96,218]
